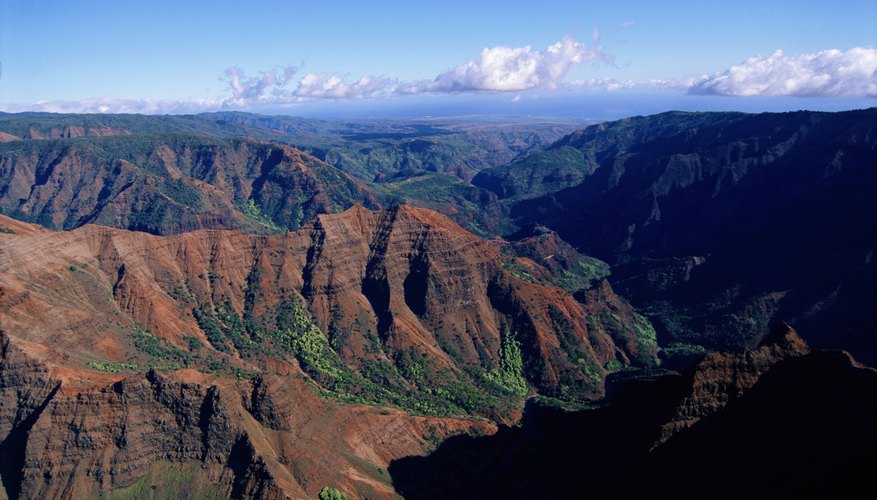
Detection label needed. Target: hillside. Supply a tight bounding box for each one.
[0,113,564,237]
[476,108,877,362]
[193,112,584,181]
[0,134,378,234]
[0,112,581,182]
[1,108,874,498]
[390,324,877,499]
[0,205,658,497]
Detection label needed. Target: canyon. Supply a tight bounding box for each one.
[1,108,874,498]
[0,205,653,497]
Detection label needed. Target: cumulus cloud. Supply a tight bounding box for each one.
[570,77,637,92]
[293,73,397,99]
[287,33,610,99]
[689,47,877,97]
[567,77,689,93]
[240,34,611,102]
[410,33,610,93]
[223,65,297,105]
[1,34,616,112]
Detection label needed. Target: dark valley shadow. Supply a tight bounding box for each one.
[390,347,877,499]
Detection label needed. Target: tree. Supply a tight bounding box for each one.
[319,486,346,500]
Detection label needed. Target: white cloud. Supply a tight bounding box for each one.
[264,34,611,101]
[0,97,224,114]
[223,65,296,105]
[293,73,396,99]
[288,34,609,99]
[689,47,877,97]
[619,20,636,28]
[569,77,638,92]
[0,34,616,112]
[411,33,610,93]
[566,77,691,93]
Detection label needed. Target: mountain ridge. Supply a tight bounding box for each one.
[476,107,877,362]
[0,133,380,234]
[1,107,874,498]
[0,205,655,415]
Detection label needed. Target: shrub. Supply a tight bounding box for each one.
[272,296,345,380]
[318,486,346,500]
[87,361,140,373]
[243,199,283,232]
[483,328,527,396]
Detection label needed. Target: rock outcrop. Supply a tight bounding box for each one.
[0,334,490,499]
[655,322,810,444]
[0,206,654,497]
[0,206,651,403]
[389,323,877,499]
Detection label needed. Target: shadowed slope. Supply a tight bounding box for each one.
[390,324,877,499]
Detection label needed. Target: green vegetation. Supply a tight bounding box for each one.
[243,199,284,233]
[501,229,611,292]
[318,486,347,500]
[192,299,264,353]
[273,296,347,381]
[644,300,697,345]
[232,367,260,380]
[369,172,515,237]
[589,309,660,368]
[215,300,260,350]
[554,258,611,290]
[121,324,255,378]
[582,364,603,383]
[662,342,707,358]
[0,112,579,242]
[0,225,15,234]
[107,461,225,500]
[130,330,192,364]
[264,297,526,417]
[633,313,660,367]
[193,305,229,351]
[183,335,204,351]
[500,258,540,284]
[122,194,195,234]
[605,359,625,371]
[159,177,203,209]
[86,361,141,373]
[96,292,532,419]
[472,145,589,201]
[547,305,601,385]
[484,328,528,397]
[529,394,603,411]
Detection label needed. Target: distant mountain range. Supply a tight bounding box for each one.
[0,111,581,180]
[0,112,578,238]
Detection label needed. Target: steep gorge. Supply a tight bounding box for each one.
[0,205,654,497]
[476,108,877,362]
[389,324,877,499]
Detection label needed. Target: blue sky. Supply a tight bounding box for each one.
[1,0,875,118]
